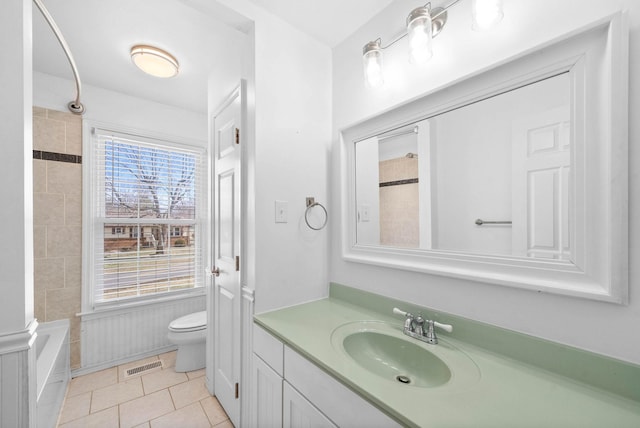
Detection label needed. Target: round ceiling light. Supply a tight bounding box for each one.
[130,45,179,78]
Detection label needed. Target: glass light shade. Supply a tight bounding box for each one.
[472,0,504,31]
[363,41,384,87]
[130,45,179,78]
[407,7,433,65]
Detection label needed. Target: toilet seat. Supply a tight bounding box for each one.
[168,310,206,333]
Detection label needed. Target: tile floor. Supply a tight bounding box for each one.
[57,351,234,428]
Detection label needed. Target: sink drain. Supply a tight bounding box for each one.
[396,375,411,384]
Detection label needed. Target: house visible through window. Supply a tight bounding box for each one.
[87,127,205,306]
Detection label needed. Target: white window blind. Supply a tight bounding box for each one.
[89,128,205,305]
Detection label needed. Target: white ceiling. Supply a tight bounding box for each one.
[244,0,395,47]
[32,0,393,113]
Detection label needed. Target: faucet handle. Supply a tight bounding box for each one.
[433,321,453,333]
[392,307,410,318]
[393,308,415,331]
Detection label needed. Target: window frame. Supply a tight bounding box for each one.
[82,121,207,313]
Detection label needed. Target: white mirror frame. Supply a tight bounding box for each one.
[341,13,628,303]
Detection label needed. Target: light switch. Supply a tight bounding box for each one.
[359,204,370,222]
[275,200,288,223]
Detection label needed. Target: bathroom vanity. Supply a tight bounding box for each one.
[252,284,640,427]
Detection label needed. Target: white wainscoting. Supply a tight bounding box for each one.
[241,287,255,428]
[80,295,205,374]
[0,320,37,428]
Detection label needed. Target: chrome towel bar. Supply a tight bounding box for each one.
[475,219,512,226]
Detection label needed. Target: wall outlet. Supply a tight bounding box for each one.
[275,200,288,223]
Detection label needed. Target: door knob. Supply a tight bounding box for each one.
[212,267,220,277]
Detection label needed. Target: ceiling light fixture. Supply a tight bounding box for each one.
[130,45,179,78]
[362,0,504,87]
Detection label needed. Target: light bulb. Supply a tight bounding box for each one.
[407,7,433,65]
[472,0,504,31]
[363,41,384,87]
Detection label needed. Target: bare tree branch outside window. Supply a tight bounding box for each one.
[105,141,196,254]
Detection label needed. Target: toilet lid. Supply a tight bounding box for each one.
[169,311,207,331]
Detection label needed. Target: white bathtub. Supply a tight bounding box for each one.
[35,319,70,428]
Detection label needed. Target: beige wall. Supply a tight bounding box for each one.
[33,106,82,369]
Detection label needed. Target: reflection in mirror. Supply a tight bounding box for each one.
[355,72,571,260]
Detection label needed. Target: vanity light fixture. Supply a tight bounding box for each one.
[363,40,384,87]
[362,0,504,87]
[130,45,179,78]
[407,6,434,64]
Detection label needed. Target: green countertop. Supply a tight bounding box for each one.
[254,288,640,428]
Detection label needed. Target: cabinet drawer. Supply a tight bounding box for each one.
[284,346,401,428]
[254,324,284,376]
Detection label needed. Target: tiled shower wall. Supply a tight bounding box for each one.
[33,106,82,369]
[379,157,419,247]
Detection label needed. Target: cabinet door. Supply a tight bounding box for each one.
[284,346,401,427]
[253,354,283,428]
[283,382,337,428]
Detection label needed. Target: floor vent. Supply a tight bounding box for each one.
[125,360,163,378]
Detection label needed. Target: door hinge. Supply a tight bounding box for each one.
[235,382,239,399]
[235,128,240,144]
[235,256,240,271]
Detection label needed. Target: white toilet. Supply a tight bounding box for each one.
[167,311,207,372]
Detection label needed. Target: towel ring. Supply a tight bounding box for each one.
[304,202,328,230]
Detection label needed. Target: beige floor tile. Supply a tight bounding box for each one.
[213,420,235,428]
[119,389,175,428]
[200,396,229,426]
[158,350,177,369]
[59,406,119,428]
[142,368,188,395]
[67,367,117,397]
[91,377,144,413]
[118,356,160,382]
[58,391,91,424]
[149,402,211,428]
[132,423,150,428]
[169,377,211,409]
[187,368,206,380]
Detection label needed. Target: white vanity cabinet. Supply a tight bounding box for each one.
[252,325,400,428]
[283,381,337,428]
[253,355,283,428]
[253,325,284,428]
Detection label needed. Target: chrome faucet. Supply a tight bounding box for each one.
[393,308,453,345]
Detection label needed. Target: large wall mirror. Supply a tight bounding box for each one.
[342,14,628,303]
[355,72,570,259]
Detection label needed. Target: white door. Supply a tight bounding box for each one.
[213,87,242,425]
[512,106,570,259]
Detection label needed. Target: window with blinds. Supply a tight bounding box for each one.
[89,128,205,305]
